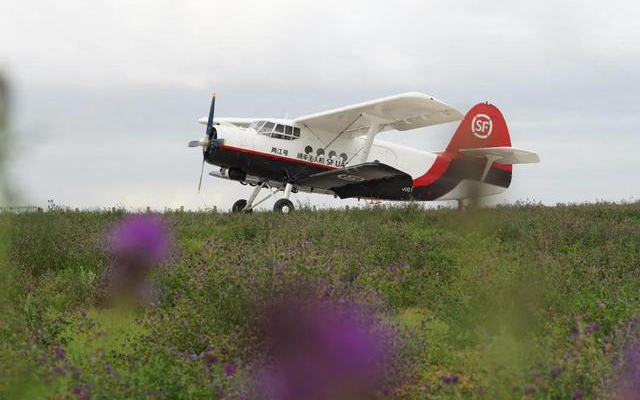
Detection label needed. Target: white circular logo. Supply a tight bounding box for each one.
[337,174,365,182]
[471,114,493,139]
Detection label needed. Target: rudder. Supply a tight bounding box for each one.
[446,103,511,153]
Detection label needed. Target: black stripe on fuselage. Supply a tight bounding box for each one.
[411,158,512,200]
[206,145,331,182]
[206,146,511,201]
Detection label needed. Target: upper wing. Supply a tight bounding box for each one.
[459,147,540,164]
[197,117,297,129]
[294,92,463,136]
[294,162,411,191]
[197,117,256,128]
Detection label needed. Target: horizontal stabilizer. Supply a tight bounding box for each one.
[295,162,410,190]
[459,147,540,164]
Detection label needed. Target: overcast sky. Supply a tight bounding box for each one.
[1,0,639,210]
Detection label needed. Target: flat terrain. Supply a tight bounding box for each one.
[1,202,639,399]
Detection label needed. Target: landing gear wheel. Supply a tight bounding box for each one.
[273,198,294,214]
[232,199,247,213]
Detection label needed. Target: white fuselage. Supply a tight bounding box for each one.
[211,121,506,200]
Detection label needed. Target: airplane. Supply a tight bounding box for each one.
[188,92,539,213]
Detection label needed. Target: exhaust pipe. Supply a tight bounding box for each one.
[209,167,247,182]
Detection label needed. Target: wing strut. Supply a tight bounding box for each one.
[358,114,389,164]
[480,154,502,182]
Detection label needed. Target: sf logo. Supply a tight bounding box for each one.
[471,114,493,139]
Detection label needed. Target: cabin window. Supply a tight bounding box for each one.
[253,121,301,140]
[272,124,285,139]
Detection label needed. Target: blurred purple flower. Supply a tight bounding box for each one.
[203,352,219,365]
[105,214,171,301]
[224,363,237,376]
[442,373,459,384]
[572,388,584,399]
[614,335,640,400]
[54,345,66,360]
[257,297,396,400]
[524,384,537,394]
[72,383,91,400]
[586,322,599,334]
[107,214,171,264]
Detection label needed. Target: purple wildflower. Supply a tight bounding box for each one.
[586,322,599,334]
[54,345,66,360]
[614,335,640,400]
[257,297,395,400]
[224,363,237,376]
[105,214,171,300]
[203,352,218,365]
[572,388,584,399]
[72,384,91,400]
[442,373,459,384]
[524,384,537,394]
[107,214,171,264]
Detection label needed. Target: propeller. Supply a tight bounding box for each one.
[189,94,222,192]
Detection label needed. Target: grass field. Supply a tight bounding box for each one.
[1,202,639,400]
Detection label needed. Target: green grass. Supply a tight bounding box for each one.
[1,202,639,399]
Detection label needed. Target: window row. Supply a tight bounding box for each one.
[250,120,301,141]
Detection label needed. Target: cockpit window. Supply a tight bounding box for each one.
[252,120,300,140]
[260,121,275,134]
[251,120,265,131]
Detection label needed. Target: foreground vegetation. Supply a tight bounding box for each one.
[1,202,639,399]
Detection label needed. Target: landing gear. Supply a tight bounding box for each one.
[232,199,248,213]
[231,182,295,214]
[273,198,294,214]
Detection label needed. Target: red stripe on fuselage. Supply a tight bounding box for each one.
[412,154,451,187]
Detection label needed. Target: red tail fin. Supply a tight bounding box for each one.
[446,103,511,153]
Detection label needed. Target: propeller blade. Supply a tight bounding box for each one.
[206,94,216,140]
[189,139,204,148]
[197,158,205,192]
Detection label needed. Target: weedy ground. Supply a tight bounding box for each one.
[0,202,639,400]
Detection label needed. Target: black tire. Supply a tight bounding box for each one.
[273,198,294,214]
[232,199,247,213]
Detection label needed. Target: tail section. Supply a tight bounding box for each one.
[412,101,539,202]
[446,102,511,153]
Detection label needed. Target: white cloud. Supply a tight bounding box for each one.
[2,0,640,209]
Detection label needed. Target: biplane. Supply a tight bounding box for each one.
[188,93,539,213]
